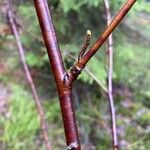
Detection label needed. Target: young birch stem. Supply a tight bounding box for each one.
[7,0,51,150]
[33,0,80,149]
[103,0,118,149]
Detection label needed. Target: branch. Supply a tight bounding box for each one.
[6,1,51,150]
[103,0,118,149]
[33,0,81,149]
[67,0,137,82]
[33,0,137,149]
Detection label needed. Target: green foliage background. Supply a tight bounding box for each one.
[0,0,150,149]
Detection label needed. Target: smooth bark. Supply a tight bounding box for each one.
[33,0,80,149]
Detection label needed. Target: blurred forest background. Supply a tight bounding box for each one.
[0,0,150,149]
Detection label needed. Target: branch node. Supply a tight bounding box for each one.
[63,65,82,86]
[70,65,82,75]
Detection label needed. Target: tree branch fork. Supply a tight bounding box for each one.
[33,0,137,149]
[64,0,137,86]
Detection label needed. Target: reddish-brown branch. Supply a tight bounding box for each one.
[33,0,80,149]
[67,0,137,81]
[103,0,118,149]
[7,0,51,150]
[33,0,136,149]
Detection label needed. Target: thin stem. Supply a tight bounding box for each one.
[78,30,92,61]
[103,0,118,149]
[7,0,51,150]
[33,0,80,149]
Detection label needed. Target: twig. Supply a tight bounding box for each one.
[7,1,51,150]
[103,0,118,149]
[78,30,92,61]
[67,0,137,82]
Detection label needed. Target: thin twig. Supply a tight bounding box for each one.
[103,0,118,149]
[7,1,51,150]
[78,30,92,61]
